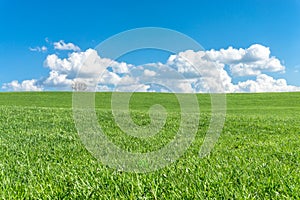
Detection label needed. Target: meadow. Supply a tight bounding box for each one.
[0,92,299,199]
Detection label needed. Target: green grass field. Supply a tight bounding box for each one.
[0,92,299,199]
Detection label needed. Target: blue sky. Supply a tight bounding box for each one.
[1,0,300,92]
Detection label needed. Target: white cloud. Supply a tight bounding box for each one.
[160,44,292,93]
[143,69,156,77]
[98,71,122,85]
[205,44,285,76]
[2,80,43,91]
[53,40,81,51]
[29,46,47,52]
[43,71,74,88]
[110,62,131,74]
[236,74,300,92]
[115,83,151,92]
[44,49,131,78]
[176,81,195,93]
[42,48,132,90]
[2,43,300,93]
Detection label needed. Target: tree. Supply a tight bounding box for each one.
[72,81,87,91]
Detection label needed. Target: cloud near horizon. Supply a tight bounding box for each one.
[2,44,300,93]
[2,80,43,91]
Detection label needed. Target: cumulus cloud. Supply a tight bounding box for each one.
[2,80,42,91]
[43,71,74,88]
[44,49,131,77]
[237,74,300,92]
[53,40,81,51]
[2,43,299,93]
[158,44,292,92]
[143,69,156,77]
[29,46,47,52]
[42,48,133,90]
[204,44,285,76]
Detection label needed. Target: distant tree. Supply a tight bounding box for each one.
[72,81,87,91]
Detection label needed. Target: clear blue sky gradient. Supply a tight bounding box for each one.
[1,0,300,88]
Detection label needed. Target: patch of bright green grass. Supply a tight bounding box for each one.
[0,92,299,199]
